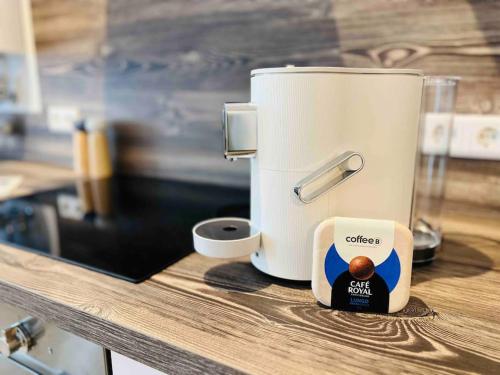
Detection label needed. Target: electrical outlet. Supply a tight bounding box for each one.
[449,115,500,160]
[421,113,453,156]
[47,106,80,133]
[57,194,83,220]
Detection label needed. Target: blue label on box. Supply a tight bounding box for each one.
[324,243,401,313]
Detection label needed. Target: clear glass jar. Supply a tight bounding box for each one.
[413,76,460,265]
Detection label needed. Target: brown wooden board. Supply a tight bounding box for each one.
[0,162,498,374]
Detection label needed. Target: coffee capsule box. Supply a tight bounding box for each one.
[312,217,414,313]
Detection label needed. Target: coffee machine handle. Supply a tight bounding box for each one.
[293,151,364,204]
[223,103,257,160]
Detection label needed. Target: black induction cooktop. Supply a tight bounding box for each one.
[0,176,249,283]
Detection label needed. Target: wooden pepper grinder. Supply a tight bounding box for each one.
[72,120,90,178]
[86,118,113,179]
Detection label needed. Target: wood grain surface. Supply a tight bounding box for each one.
[3,0,496,207]
[445,158,500,208]
[0,161,499,374]
[0,160,74,197]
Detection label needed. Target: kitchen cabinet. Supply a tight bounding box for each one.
[0,301,167,375]
[111,352,166,375]
[0,303,109,374]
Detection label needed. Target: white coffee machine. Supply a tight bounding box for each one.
[193,66,424,281]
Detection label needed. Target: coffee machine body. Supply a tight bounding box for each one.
[219,67,424,281]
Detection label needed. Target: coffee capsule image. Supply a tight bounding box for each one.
[348,256,375,280]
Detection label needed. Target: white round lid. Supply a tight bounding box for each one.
[251,66,423,77]
[192,217,260,259]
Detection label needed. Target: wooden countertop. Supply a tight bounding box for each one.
[0,161,499,374]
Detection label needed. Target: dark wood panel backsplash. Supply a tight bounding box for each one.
[8,0,500,205]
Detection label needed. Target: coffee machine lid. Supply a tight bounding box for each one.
[251,66,423,77]
[192,218,260,258]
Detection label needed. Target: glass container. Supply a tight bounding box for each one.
[413,76,460,265]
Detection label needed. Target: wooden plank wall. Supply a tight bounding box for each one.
[18,0,106,164]
[10,0,500,206]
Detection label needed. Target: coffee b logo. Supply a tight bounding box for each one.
[345,235,382,246]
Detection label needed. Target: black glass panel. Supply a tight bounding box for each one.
[0,176,249,283]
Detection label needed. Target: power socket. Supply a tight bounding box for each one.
[421,113,453,156]
[57,194,84,220]
[47,106,80,133]
[450,115,500,160]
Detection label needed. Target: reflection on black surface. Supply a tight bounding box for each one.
[0,176,249,282]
